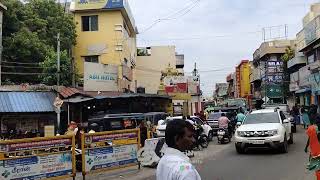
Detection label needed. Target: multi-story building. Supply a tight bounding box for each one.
[70,0,138,92]
[251,40,295,106]
[135,46,179,94]
[226,73,235,98]
[0,3,6,85]
[295,3,320,106]
[215,83,228,105]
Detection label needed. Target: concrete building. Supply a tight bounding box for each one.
[294,3,320,106]
[251,40,295,106]
[0,3,6,86]
[226,73,235,98]
[135,46,179,94]
[70,0,138,92]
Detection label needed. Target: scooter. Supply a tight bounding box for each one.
[217,128,231,144]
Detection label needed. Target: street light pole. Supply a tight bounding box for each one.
[56,33,61,134]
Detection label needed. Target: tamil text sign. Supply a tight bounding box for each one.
[82,129,140,176]
[84,62,118,91]
[0,153,73,180]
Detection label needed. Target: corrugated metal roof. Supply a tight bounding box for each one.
[0,92,56,113]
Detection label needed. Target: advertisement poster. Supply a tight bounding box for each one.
[0,153,72,180]
[0,139,72,152]
[85,144,138,172]
[163,76,187,93]
[187,76,199,95]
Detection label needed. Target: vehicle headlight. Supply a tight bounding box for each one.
[267,130,278,136]
[237,131,246,137]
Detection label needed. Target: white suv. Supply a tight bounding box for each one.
[235,109,293,153]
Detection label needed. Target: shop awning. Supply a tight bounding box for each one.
[295,88,311,94]
[0,92,56,113]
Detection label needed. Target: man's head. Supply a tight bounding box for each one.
[221,113,226,117]
[165,119,195,151]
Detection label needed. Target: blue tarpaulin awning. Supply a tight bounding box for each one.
[295,88,311,94]
[0,92,56,113]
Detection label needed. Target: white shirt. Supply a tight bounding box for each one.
[156,147,201,180]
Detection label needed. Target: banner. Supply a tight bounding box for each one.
[0,153,72,180]
[85,144,138,172]
[163,76,187,93]
[0,139,72,152]
[84,62,118,91]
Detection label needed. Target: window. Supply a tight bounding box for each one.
[82,15,98,31]
[84,56,99,63]
[243,113,280,124]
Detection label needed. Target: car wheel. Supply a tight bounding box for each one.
[288,133,293,144]
[235,145,244,154]
[280,135,288,153]
[208,131,213,142]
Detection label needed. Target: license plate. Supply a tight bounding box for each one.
[250,140,264,144]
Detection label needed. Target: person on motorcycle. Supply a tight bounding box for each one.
[236,109,246,124]
[218,113,230,129]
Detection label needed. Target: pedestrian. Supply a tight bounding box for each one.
[305,116,320,180]
[309,105,319,125]
[156,120,201,180]
[301,108,310,129]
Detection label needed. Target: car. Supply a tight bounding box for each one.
[155,116,213,141]
[263,104,296,133]
[235,108,293,154]
[207,112,227,134]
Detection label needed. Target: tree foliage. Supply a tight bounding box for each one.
[1,0,76,85]
[281,47,295,62]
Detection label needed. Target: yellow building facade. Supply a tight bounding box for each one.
[70,0,137,92]
[237,60,251,98]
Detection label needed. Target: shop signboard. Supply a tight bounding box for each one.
[267,84,283,98]
[85,144,138,172]
[85,133,137,144]
[0,153,72,180]
[84,62,118,92]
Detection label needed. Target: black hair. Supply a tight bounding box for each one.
[221,113,226,117]
[301,108,305,114]
[165,119,195,148]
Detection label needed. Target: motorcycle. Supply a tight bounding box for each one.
[217,128,231,144]
[194,125,209,150]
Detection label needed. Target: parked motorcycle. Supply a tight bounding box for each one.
[217,128,231,144]
[194,125,209,150]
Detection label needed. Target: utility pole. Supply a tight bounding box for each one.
[56,33,61,134]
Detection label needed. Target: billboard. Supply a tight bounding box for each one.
[84,62,118,91]
[163,76,187,93]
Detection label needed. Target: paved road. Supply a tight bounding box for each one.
[71,126,314,180]
[197,126,314,180]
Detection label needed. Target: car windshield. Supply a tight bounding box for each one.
[209,113,223,119]
[243,112,280,124]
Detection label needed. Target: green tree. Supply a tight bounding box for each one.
[281,47,295,101]
[1,0,76,84]
[39,49,77,86]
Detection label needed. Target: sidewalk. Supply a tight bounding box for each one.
[65,141,230,180]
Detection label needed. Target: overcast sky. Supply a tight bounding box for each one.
[128,0,318,96]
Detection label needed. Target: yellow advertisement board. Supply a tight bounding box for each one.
[169,93,192,100]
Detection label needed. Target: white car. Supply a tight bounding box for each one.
[156,116,213,141]
[235,109,293,154]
